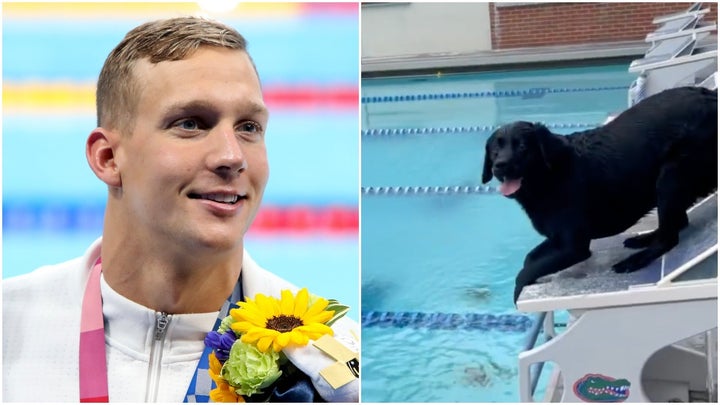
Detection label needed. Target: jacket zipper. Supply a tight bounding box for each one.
[145,312,171,402]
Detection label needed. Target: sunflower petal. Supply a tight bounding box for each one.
[244,326,279,342]
[234,300,262,317]
[293,288,310,317]
[231,308,268,327]
[290,330,309,345]
[257,336,274,353]
[297,323,334,339]
[262,295,280,319]
[276,332,291,348]
[304,297,330,318]
[240,334,258,345]
[270,295,282,315]
[241,328,263,342]
[230,321,255,334]
[255,294,279,317]
[302,310,333,325]
[280,289,295,315]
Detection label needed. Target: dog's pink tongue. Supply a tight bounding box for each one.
[500,178,522,196]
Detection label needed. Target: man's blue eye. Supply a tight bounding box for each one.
[241,122,260,132]
[176,119,198,130]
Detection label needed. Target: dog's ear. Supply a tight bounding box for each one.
[534,123,570,170]
[482,134,494,183]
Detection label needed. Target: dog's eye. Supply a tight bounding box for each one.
[497,138,505,148]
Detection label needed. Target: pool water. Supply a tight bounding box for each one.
[361,63,636,402]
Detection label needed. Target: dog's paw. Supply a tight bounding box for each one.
[612,253,651,273]
[623,232,656,249]
[612,260,637,273]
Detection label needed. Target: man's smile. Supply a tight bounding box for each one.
[188,192,245,205]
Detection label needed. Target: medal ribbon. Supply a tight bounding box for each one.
[79,260,242,402]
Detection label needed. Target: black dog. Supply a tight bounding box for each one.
[481,86,717,303]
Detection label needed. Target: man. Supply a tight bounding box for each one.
[2,17,359,402]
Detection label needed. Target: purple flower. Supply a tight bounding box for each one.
[204,330,237,361]
[204,331,223,349]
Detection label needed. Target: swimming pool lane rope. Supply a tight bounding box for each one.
[362,311,532,332]
[362,185,500,196]
[361,85,629,104]
[362,122,598,137]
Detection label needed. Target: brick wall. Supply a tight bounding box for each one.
[490,2,718,49]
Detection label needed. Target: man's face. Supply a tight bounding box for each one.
[113,47,269,252]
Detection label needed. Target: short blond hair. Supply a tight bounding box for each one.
[96,17,252,134]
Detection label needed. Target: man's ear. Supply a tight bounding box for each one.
[86,128,122,188]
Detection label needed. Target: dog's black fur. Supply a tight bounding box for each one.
[481,86,718,303]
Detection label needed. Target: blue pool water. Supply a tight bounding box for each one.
[361,64,636,402]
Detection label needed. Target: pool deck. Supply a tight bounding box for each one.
[362,40,649,77]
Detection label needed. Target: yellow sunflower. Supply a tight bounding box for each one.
[230,288,334,353]
[207,352,245,403]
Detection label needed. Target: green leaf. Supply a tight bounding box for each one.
[325,299,350,327]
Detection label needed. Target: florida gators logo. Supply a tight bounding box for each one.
[573,373,630,402]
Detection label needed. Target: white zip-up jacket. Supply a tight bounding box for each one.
[2,238,359,402]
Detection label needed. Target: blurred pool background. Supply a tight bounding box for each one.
[2,1,359,320]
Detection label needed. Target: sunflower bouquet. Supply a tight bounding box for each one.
[204,288,349,402]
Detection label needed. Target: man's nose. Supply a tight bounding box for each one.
[207,127,247,174]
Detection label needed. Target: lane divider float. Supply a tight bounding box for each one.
[362,310,533,332]
[361,85,630,104]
